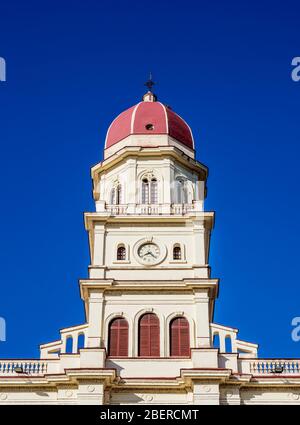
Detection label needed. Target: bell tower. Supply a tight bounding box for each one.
[82,87,217,355]
[38,86,258,405]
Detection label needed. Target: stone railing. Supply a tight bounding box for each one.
[40,323,88,358]
[171,204,193,215]
[105,203,195,216]
[211,323,258,357]
[0,359,60,376]
[106,204,128,215]
[246,359,300,375]
[138,204,162,215]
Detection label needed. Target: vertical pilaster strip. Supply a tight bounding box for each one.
[93,225,105,266]
[194,289,211,348]
[87,291,104,348]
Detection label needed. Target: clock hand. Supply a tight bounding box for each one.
[144,251,155,258]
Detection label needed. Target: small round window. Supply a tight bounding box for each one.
[145,123,154,131]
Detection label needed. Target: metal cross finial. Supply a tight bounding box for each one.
[144,72,155,92]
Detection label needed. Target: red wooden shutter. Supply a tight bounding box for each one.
[139,313,160,357]
[170,317,190,357]
[108,318,128,357]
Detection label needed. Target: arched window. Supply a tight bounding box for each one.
[117,245,126,261]
[142,177,158,204]
[111,184,122,205]
[225,335,232,353]
[138,313,160,357]
[65,336,73,354]
[78,333,85,350]
[142,179,149,204]
[170,317,190,357]
[150,178,158,204]
[108,318,129,357]
[173,245,182,260]
[176,178,188,204]
[213,333,220,349]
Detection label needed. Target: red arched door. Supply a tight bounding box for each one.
[170,317,190,356]
[108,318,129,356]
[139,313,160,357]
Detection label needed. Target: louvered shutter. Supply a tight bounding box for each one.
[139,313,160,357]
[108,318,128,357]
[170,317,190,357]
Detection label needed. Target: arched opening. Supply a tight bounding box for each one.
[78,333,85,350]
[225,335,232,353]
[150,178,158,204]
[170,317,190,356]
[142,179,149,204]
[65,336,73,354]
[117,245,126,261]
[142,177,158,204]
[173,245,182,260]
[213,333,220,349]
[176,178,188,204]
[111,184,122,205]
[108,317,129,357]
[138,313,160,357]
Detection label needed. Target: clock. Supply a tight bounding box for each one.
[138,243,160,265]
[133,238,167,266]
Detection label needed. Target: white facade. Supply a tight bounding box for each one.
[1,93,300,405]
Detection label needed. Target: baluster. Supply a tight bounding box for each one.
[294,361,298,373]
[272,361,276,373]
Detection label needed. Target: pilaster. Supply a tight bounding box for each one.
[87,291,104,348]
[194,289,211,348]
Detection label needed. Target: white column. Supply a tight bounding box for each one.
[93,225,105,266]
[161,158,172,213]
[194,289,211,348]
[72,334,78,353]
[219,331,226,353]
[87,291,104,348]
[193,220,205,265]
[126,158,137,213]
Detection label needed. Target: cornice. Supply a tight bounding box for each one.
[84,211,215,231]
[91,146,208,182]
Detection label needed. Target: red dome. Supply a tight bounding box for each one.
[105,98,194,150]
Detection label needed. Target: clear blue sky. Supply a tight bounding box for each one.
[0,0,299,359]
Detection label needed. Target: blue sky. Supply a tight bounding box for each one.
[0,0,299,358]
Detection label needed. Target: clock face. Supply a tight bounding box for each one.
[138,243,160,265]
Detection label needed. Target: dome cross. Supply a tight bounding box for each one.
[144,72,155,92]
